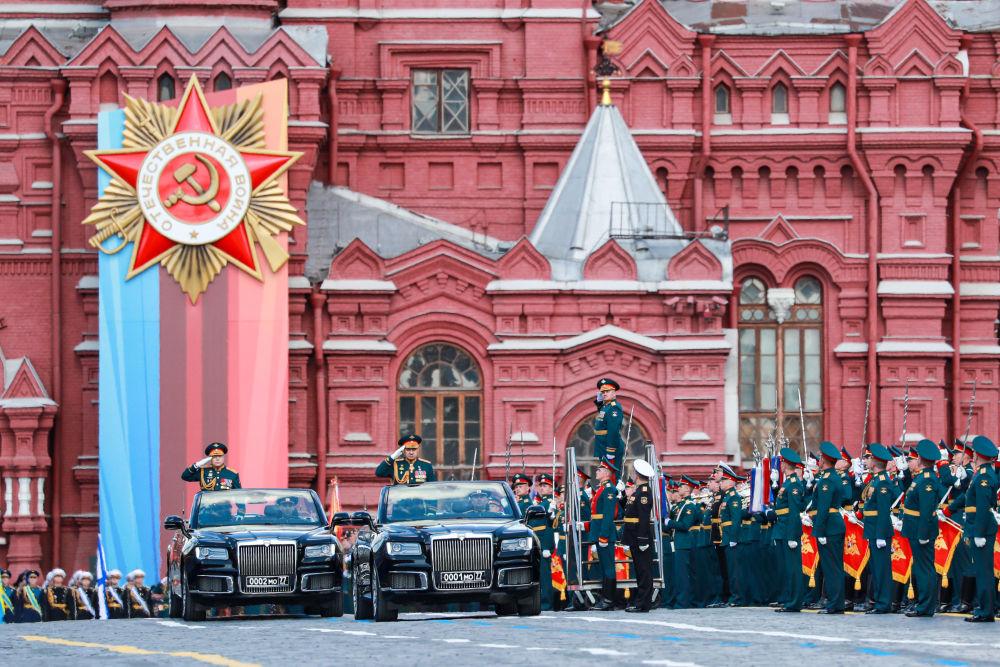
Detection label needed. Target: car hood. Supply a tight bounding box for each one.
[380,519,527,538]
[192,525,330,543]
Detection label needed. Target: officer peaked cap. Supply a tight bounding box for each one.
[915,439,940,462]
[398,433,422,448]
[510,473,531,487]
[205,442,227,456]
[576,467,591,480]
[718,463,740,482]
[819,441,841,463]
[597,458,620,475]
[596,377,620,391]
[536,472,555,485]
[971,435,999,460]
[868,443,892,463]
[839,446,852,463]
[780,447,804,467]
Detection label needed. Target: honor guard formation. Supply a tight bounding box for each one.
[8,378,998,624]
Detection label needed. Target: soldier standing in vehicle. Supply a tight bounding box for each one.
[375,434,435,485]
[182,442,241,491]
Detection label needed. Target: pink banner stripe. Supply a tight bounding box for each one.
[226,79,290,488]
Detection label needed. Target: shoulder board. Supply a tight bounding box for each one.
[418,458,432,464]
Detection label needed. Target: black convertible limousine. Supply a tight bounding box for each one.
[163,488,344,621]
[335,480,545,622]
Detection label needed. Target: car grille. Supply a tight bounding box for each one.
[431,536,493,590]
[237,542,296,594]
[499,567,533,587]
[389,572,426,591]
[301,573,336,592]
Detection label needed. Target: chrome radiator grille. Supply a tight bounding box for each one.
[431,536,493,590]
[237,542,296,594]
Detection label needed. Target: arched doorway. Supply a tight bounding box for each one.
[397,343,483,479]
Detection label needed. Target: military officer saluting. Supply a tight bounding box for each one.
[945,435,999,622]
[588,458,620,611]
[182,442,241,491]
[375,434,435,485]
[622,458,656,613]
[901,439,942,617]
[771,447,806,613]
[593,378,625,469]
[812,441,847,614]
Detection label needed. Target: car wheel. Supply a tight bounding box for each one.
[315,591,344,618]
[352,564,373,620]
[181,573,207,622]
[495,599,517,616]
[371,567,397,622]
[516,585,541,616]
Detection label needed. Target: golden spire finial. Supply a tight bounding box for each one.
[600,78,612,107]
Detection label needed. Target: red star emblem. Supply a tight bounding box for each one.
[85,76,302,296]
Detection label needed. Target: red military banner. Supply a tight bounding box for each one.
[994,535,999,581]
[801,525,820,587]
[891,530,913,584]
[934,517,963,587]
[615,545,630,582]
[551,551,567,601]
[842,516,869,590]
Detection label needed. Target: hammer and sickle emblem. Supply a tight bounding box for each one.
[164,154,222,213]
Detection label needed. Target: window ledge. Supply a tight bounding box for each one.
[828,112,847,125]
[410,133,472,140]
[713,113,732,125]
[771,113,790,125]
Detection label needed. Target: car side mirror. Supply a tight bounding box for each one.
[522,505,547,523]
[329,512,350,530]
[164,515,190,537]
[351,511,376,530]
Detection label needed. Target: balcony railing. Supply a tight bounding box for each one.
[609,202,729,242]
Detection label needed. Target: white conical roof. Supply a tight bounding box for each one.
[528,90,681,263]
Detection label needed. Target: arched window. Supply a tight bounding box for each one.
[568,415,649,474]
[714,84,732,124]
[157,73,176,102]
[214,72,233,92]
[771,83,789,124]
[737,276,824,458]
[828,82,846,124]
[398,343,482,476]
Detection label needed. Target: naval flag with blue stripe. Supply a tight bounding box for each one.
[96,532,110,620]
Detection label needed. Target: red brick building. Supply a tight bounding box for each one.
[1,0,999,572]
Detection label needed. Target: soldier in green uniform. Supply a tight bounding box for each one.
[2,568,15,623]
[900,439,942,617]
[533,472,557,611]
[812,441,847,614]
[658,478,677,609]
[375,434,435,485]
[588,459,620,611]
[665,476,698,609]
[622,459,656,613]
[771,447,806,613]
[182,442,242,491]
[947,435,999,622]
[511,472,532,512]
[943,439,975,613]
[861,443,895,614]
[718,464,744,606]
[593,378,625,470]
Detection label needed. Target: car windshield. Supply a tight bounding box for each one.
[381,482,515,524]
[192,490,323,528]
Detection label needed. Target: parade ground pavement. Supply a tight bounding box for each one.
[1,607,997,666]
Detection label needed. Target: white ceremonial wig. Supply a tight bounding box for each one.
[44,568,67,586]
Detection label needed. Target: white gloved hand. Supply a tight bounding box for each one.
[855,475,863,487]
[803,469,815,484]
[953,466,967,481]
[542,550,551,558]
[851,457,864,477]
[936,510,947,522]
[616,479,626,493]
[194,456,212,469]
[787,540,798,549]
[728,541,737,548]
[894,456,906,471]
[918,539,929,545]
[974,537,986,548]
[876,539,887,549]
[818,536,827,545]
[891,516,902,532]
[770,469,779,484]
[638,545,649,552]
[954,478,962,488]
[597,540,609,549]
[575,521,585,531]
[391,445,405,459]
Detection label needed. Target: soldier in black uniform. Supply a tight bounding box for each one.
[69,571,98,620]
[125,570,154,618]
[42,569,74,621]
[622,459,656,613]
[104,570,129,619]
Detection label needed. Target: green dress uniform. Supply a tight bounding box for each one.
[588,472,619,608]
[944,459,974,611]
[771,449,806,612]
[374,456,435,486]
[720,486,744,606]
[593,401,625,469]
[182,442,241,491]
[665,481,698,609]
[901,441,943,617]
[533,483,557,611]
[953,436,999,622]
[812,444,848,613]
[862,455,896,613]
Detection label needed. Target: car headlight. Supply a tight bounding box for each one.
[500,537,532,553]
[386,541,422,556]
[304,544,334,558]
[195,546,228,560]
